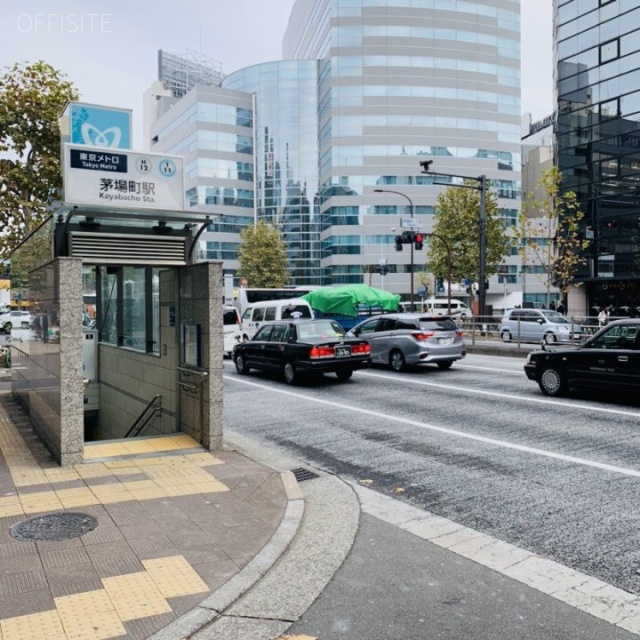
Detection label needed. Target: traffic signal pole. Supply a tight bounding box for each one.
[418,163,488,317]
[374,189,415,309]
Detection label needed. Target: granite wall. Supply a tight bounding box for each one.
[178,262,223,450]
[11,258,85,465]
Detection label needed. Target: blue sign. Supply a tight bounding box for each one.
[70,103,131,149]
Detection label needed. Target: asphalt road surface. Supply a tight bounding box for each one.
[223,352,640,597]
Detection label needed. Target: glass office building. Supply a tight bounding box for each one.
[148,0,521,295]
[556,0,640,313]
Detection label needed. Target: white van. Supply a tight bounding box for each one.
[240,298,314,341]
[399,298,473,319]
[223,306,243,357]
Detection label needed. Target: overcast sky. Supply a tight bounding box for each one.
[0,0,553,148]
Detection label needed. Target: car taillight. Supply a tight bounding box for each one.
[455,330,463,337]
[352,343,370,354]
[310,346,334,359]
[412,332,434,341]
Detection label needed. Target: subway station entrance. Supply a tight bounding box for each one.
[9,205,223,465]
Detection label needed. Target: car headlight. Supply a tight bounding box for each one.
[526,354,533,364]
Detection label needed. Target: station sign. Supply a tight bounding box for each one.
[62,144,185,212]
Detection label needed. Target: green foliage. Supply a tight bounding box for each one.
[0,61,79,257]
[516,167,590,296]
[237,220,291,287]
[428,181,510,289]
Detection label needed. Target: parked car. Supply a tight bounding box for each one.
[399,298,473,320]
[0,310,32,333]
[346,313,465,371]
[240,298,314,341]
[524,318,640,397]
[233,318,371,385]
[499,308,582,345]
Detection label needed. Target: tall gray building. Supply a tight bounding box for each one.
[555,0,640,316]
[146,0,522,298]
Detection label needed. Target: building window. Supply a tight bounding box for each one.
[97,266,160,355]
[600,39,619,64]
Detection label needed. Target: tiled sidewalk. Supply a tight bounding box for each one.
[0,395,288,640]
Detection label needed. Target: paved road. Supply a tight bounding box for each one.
[223,353,640,596]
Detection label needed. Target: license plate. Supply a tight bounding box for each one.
[438,337,453,345]
[334,346,351,357]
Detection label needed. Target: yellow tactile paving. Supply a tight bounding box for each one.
[101,571,172,621]
[44,468,82,483]
[88,483,135,504]
[55,590,126,640]
[0,609,67,640]
[185,452,225,466]
[20,490,64,514]
[73,463,113,479]
[7,464,49,487]
[82,434,202,461]
[142,555,209,599]
[0,494,25,517]
[121,480,168,501]
[55,487,101,508]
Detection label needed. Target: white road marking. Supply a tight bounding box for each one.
[357,370,640,418]
[224,375,640,478]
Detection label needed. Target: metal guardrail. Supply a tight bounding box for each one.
[459,315,609,348]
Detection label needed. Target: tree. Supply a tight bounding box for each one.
[237,220,290,287]
[0,61,79,256]
[427,182,510,301]
[516,167,590,305]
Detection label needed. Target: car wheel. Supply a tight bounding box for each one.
[336,369,353,380]
[235,354,250,375]
[283,362,298,385]
[389,349,406,372]
[539,366,567,397]
[437,361,453,370]
[2,322,12,333]
[544,333,556,345]
[501,330,512,343]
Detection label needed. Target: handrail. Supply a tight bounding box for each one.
[124,394,162,438]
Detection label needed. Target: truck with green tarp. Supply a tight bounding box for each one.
[301,284,400,330]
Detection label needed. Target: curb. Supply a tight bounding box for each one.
[151,431,360,640]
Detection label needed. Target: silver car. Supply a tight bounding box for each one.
[499,308,583,345]
[346,313,465,371]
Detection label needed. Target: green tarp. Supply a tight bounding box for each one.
[301,285,400,317]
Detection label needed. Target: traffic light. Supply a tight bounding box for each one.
[414,233,423,250]
[401,230,415,244]
[379,265,388,276]
[395,235,403,251]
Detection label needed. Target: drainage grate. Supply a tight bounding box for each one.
[10,512,98,542]
[291,467,320,482]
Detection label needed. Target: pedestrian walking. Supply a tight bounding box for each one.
[549,301,556,311]
[598,307,609,327]
[556,301,565,315]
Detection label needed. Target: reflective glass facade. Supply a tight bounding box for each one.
[556,0,640,312]
[223,61,322,285]
[284,0,521,288]
[148,0,521,294]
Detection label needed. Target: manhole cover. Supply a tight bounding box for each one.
[10,512,98,542]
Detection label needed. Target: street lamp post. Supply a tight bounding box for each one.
[374,189,415,309]
[378,226,396,291]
